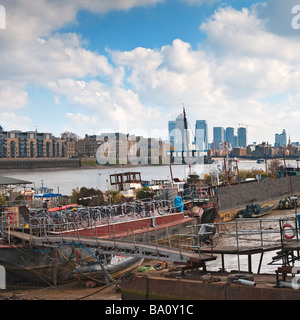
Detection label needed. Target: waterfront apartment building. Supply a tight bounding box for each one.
[75,134,101,158]
[0,127,67,159]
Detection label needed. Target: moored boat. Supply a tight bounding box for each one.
[237,203,275,218]
[278,196,298,210]
[73,254,144,286]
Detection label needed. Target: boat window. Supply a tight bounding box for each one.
[110,176,116,184]
[124,174,130,182]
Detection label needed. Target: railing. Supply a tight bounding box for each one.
[0,199,179,240]
[175,216,300,273]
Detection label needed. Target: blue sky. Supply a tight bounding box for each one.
[1,0,300,145]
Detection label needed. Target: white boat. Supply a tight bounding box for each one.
[109,172,142,196]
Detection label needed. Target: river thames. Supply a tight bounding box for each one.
[0,158,297,195]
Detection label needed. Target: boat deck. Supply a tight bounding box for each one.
[120,268,300,300]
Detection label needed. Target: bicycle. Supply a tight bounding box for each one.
[135,200,148,218]
[116,202,135,218]
[153,200,171,215]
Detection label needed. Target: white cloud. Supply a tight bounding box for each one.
[0,112,32,131]
[0,84,28,110]
[0,0,300,144]
[180,0,218,6]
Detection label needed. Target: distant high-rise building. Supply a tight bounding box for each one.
[195,120,208,151]
[225,127,235,148]
[237,127,247,147]
[175,113,186,152]
[168,121,176,149]
[168,112,207,164]
[168,113,190,152]
[274,129,287,147]
[213,127,224,143]
[212,127,225,150]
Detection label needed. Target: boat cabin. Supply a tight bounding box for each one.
[109,172,142,192]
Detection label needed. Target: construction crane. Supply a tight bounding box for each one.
[233,123,251,128]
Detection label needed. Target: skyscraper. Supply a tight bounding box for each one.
[213,127,224,143]
[212,127,225,150]
[195,120,208,151]
[168,121,176,149]
[274,129,287,147]
[225,127,235,148]
[237,127,247,147]
[168,113,189,152]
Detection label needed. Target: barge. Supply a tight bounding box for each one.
[120,268,300,300]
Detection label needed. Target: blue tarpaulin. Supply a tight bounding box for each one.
[174,196,184,212]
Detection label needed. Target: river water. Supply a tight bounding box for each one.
[1,158,298,196]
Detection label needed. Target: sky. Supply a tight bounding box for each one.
[1,0,300,146]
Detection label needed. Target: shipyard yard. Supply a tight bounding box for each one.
[1,204,299,301]
[1,161,300,301]
[0,280,121,300]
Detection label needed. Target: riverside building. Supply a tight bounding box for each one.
[0,126,67,159]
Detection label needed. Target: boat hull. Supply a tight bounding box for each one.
[237,203,275,218]
[0,244,91,287]
[74,256,144,285]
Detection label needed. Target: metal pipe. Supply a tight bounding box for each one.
[236,279,256,286]
[279,281,300,289]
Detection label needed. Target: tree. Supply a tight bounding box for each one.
[136,186,154,200]
[61,131,80,142]
[268,159,282,178]
[109,191,127,204]
[71,187,104,206]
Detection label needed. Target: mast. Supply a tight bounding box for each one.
[183,106,192,176]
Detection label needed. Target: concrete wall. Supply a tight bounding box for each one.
[217,176,300,211]
[0,158,81,169]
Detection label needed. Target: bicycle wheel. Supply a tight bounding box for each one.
[135,203,145,218]
[118,205,126,217]
[155,200,165,216]
[125,204,135,216]
[80,210,90,228]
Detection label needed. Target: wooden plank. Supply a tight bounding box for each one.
[3,229,38,241]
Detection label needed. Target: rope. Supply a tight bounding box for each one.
[34,242,117,284]
[75,281,117,300]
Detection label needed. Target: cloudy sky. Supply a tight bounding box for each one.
[0,0,300,145]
